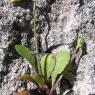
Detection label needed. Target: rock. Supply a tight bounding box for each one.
[16,90,31,95]
[0,0,95,95]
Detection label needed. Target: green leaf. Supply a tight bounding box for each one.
[40,53,49,77]
[40,53,56,79]
[51,51,70,85]
[34,74,44,86]
[15,45,37,68]
[17,74,44,88]
[17,74,36,82]
[46,54,56,79]
[76,37,84,49]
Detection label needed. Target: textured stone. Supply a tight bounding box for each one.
[0,0,95,95]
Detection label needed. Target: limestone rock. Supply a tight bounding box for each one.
[0,0,95,95]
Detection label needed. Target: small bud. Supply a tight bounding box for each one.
[76,37,84,49]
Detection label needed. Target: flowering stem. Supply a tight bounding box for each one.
[33,0,42,74]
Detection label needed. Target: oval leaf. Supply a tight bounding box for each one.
[46,54,56,79]
[15,45,37,68]
[40,53,49,77]
[17,74,36,82]
[51,51,70,85]
[17,74,44,88]
[34,74,44,86]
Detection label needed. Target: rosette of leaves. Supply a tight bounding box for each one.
[15,45,71,95]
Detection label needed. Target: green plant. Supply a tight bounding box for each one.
[12,0,85,94]
[15,37,84,95]
[15,45,71,95]
[15,36,84,95]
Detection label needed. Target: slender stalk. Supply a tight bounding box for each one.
[33,0,39,55]
[33,0,39,73]
[49,75,63,95]
[33,0,42,74]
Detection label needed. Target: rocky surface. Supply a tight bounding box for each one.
[0,0,95,95]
